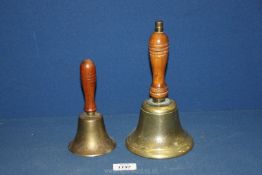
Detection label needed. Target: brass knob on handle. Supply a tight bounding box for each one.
[149,20,169,100]
[80,59,96,113]
[155,20,163,32]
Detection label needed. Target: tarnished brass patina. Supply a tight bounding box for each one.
[69,112,116,157]
[125,20,193,159]
[126,98,193,159]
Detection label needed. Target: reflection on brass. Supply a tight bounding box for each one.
[68,59,115,157]
[125,21,193,159]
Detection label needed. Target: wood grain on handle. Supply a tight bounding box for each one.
[80,59,96,112]
[149,21,169,99]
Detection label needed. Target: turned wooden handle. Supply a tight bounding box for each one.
[80,59,96,112]
[149,20,169,99]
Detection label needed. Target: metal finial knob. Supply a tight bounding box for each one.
[155,20,164,32]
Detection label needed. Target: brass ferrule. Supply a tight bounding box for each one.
[153,98,165,103]
[86,111,96,116]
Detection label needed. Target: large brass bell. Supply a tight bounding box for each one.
[68,59,116,157]
[126,20,193,159]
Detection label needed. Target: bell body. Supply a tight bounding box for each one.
[69,112,116,157]
[126,98,193,159]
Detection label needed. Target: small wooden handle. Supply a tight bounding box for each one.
[80,59,96,112]
[149,20,169,99]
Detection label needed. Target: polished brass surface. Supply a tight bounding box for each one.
[126,98,193,159]
[69,112,116,157]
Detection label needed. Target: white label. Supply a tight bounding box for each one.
[113,163,137,171]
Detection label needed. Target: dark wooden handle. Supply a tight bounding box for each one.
[149,20,169,99]
[80,59,96,112]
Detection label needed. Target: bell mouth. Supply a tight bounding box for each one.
[126,135,193,159]
[68,139,116,157]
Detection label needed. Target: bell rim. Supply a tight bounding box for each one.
[68,139,116,157]
[125,136,193,159]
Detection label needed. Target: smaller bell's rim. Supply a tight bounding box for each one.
[68,140,116,157]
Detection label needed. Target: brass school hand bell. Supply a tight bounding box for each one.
[69,59,116,157]
[125,20,193,159]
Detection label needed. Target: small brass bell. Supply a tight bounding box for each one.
[68,59,116,157]
[126,20,193,159]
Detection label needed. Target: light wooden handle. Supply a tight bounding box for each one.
[80,59,96,112]
[149,20,169,99]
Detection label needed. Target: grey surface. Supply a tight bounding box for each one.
[0,110,262,175]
